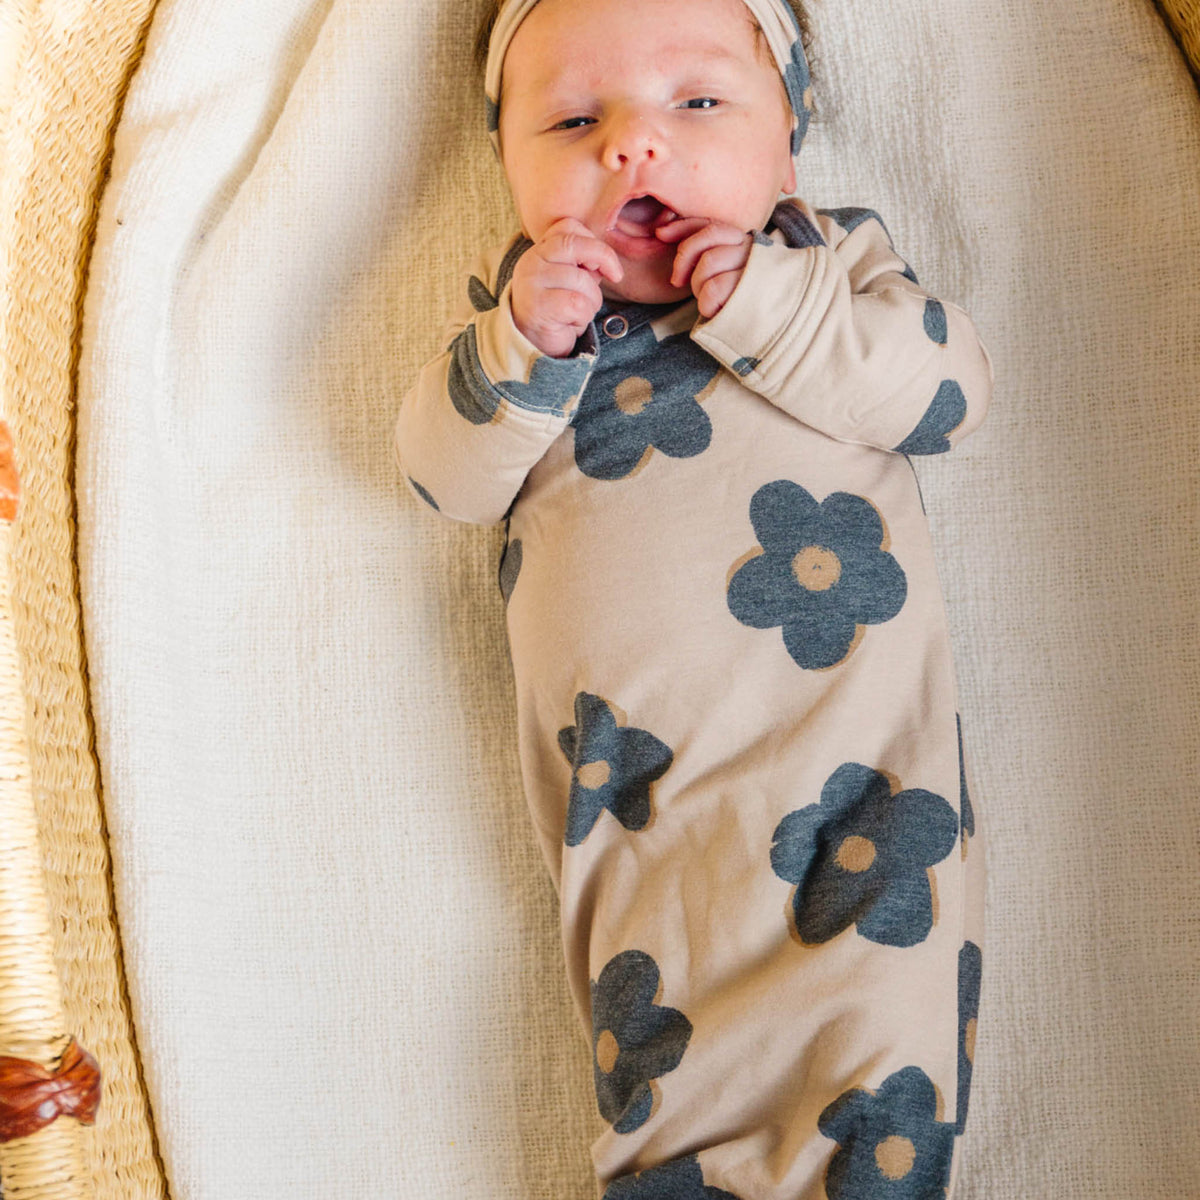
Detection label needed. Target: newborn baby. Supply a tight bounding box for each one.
[395,0,992,1196]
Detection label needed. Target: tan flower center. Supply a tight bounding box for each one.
[614,376,654,416]
[964,1017,977,1063]
[875,1135,916,1181]
[595,1029,620,1074]
[792,545,841,591]
[834,835,876,873]
[575,759,611,790]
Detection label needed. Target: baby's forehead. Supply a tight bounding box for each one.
[501,4,767,95]
[511,42,753,91]
[538,0,761,29]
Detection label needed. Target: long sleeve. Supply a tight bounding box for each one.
[690,203,993,454]
[394,235,598,525]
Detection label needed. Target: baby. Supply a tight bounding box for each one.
[395,0,991,1196]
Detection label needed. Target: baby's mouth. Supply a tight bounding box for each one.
[612,195,679,239]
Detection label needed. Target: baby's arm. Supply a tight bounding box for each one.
[394,236,599,525]
[690,204,993,453]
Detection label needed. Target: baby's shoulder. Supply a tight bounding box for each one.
[771,200,919,285]
[772,199,896,253]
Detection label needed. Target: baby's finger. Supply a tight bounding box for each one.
[669,223,750,288]
[689,242,752,297]
[653,215,711,245]
[533,261,606,306]
[544,216,594,239]
[541,219,624,282]
[694,270,743,319]
[541,286,604,331]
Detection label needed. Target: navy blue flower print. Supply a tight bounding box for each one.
[817,209,919,284]
[818,207,886,238]
[781,35,812,154]
[408,478,438,511]
[558,693,674,846]
[957,942,982,1134]
[573,328,716,480]
[727,481,907,670]
[770,202,825,249]
[500,350,593,414]
[498,536,521,604]
[819,1067,956,1199]
[892,380,967,456]
[604,1156,740,1200]
[770,762,958,947]
[957,714,975,855]
[447,325,500,425]
[923,298,948,345]
[448,325,591,424]
[592,950,692,1134]
[468,236,532,313]
[467,275,498,313]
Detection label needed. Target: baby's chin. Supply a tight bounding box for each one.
[600,265,692,308]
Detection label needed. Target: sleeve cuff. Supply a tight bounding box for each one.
[465,286,597,419]
[690,237,824,382]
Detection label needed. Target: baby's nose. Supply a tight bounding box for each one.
[602,113,667,171]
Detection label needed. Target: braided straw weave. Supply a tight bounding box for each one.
[0,0,166,1196]
[1159,0,1200,77]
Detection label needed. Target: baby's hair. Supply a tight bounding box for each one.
[472,0,816,85]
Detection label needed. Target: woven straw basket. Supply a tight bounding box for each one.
[0,0,1197,1196]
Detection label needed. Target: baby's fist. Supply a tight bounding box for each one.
[657,217,752,318]
[511,218,623,358]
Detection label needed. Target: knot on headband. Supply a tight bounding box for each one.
[484,0,812,157]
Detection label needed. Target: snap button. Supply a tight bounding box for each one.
[602,313,629,339]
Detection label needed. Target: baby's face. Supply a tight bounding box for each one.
[498,0,797,305]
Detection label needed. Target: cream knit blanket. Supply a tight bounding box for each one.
[76,0,1200,1195]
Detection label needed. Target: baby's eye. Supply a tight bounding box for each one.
[552,115,596,130]
[681,97,720,110]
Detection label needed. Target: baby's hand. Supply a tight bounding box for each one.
[657,217,753,318]
[511,218,623,358]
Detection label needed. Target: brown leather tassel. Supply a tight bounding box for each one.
[0,1039,101,1142]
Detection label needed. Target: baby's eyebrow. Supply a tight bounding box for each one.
[516,46,753,104]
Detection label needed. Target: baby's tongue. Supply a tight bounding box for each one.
[617,195,673,235]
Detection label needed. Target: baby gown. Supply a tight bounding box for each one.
[395,199,991,1200]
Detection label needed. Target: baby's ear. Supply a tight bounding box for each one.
[781,156,797,196]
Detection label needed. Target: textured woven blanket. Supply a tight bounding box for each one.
[76,0,1200,1196]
